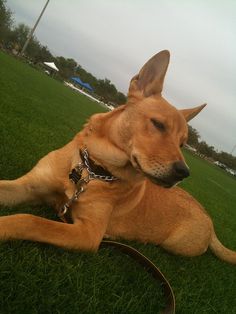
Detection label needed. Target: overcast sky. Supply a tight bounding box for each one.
[6,0,236,155]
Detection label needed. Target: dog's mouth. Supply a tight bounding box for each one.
[145,174,176,188]
[131,155,179,188]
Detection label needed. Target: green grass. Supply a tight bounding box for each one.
[0,51,236,313]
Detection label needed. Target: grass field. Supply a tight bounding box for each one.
[0,51,236,314]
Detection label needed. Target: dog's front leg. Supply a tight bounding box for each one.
[0,212,110,252]
[0,146,71,208]
[0,176,38,207]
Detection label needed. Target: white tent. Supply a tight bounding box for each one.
[43,62,59,72]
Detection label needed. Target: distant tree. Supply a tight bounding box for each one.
[116,91,126,105]
[56,56,77,79]
[26,37,42,61]
[94,78,126,105]
[216,151,236,170]
[8,23,53,63]
[76,65,97,86]
[36,44,54,62]
[198,141,215,158]
[187,125,200,147]
[0,0,13,46]
[75,65,126,105]
[10,23,31,50]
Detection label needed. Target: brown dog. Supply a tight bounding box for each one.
[0,50,235,264]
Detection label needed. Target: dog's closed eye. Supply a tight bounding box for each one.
[150,118,165,132]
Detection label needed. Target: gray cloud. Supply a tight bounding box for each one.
[6,0,236,154]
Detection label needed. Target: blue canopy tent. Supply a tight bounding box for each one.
[71,77,94,92]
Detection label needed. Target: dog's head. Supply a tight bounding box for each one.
[85,50,206,188]
[120,50,206,187]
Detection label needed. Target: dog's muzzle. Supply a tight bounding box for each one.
[132,156,190,188]
[147,162,189,188]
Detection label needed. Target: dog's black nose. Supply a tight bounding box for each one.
[173,161,190,179]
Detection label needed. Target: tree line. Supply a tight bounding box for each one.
[188,125,236,171]
[0,0,126,105]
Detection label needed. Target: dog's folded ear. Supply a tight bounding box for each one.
[128,50,170,101]
[180,104,207,122]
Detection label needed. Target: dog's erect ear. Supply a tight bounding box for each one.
[128,50,170,100]
[180,104,207,122]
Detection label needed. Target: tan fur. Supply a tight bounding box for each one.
[0,50,235,264]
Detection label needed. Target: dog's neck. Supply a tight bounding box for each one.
[78,107,143,183]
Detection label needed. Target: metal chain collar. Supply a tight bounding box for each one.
[58,148,118,220]
[82,148,118,182]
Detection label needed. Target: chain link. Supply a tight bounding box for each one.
[82,148,118,182]
[58,149,118,220]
